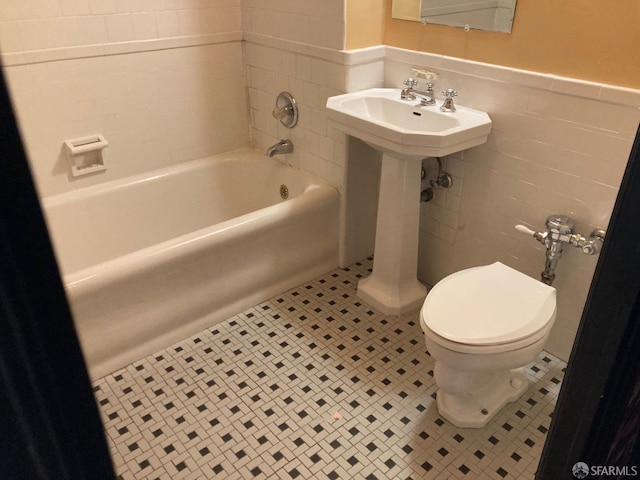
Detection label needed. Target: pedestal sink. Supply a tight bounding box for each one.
[326,88,491,315]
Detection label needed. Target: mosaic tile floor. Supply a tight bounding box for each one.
[93,259,566,480]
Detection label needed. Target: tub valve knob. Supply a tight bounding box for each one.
[273,92,298,128]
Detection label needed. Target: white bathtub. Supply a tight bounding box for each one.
[43,148,339,379]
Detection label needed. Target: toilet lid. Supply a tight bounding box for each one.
[422,262,556,346]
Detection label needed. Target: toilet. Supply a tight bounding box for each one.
[419,262,556,428]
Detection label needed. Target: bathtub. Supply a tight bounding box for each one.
[42,148,339,379]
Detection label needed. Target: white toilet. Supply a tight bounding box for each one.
[419,262,556,428]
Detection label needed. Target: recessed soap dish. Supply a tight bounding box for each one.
[64,134,108,177]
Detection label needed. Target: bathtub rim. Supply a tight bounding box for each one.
[41,147,321,209]
[63,183,337,297]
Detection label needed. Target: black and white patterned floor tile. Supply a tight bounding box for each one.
[95,259,565,480]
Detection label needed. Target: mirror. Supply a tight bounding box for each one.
[391,0,517,33]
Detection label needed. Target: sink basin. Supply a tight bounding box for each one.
[326,88,491,157]
[326,88,492,315]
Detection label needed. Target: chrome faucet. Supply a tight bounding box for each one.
[266,139,293,157]
[401,78,436,106]
[516,215,606,285]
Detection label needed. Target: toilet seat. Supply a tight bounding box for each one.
[421,262,556,352]
[421,321,553,355]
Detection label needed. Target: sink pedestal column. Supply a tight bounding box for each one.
[358,152,427,315]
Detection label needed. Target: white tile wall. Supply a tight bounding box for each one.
[384,48,640,360]
[2,1,246,197]
[5,40,249,197]
[243,33,385,268]
[242,0,345,50]
[0,0,242,53]
[243,34,384,191]
[244,40,346,188]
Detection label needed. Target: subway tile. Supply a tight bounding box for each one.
[18,19,54,51]
[281,12,308,45]
[318,134,333,161]
[105,13,134,43]
[249,8,279,39]
[438,224,457,245]
[304,129,320,157]
[0,21,23,52]
[89,0,118,15]
[30,0,64,19]
[311,58,329,86]
[59,0,92,16]
[77,15,109,45]
[1,3,35,21]
[445,155,465,178]
[599,85,640,107]
[445,191,462,213]
[308,17,345,50]
[177,9,205,36]
[130,12,158,41]
[295,54,313,83]
[472,61,513,83]
[310,108,327,136]
[155,10,180,37]
[433,187,446,207]
[302,81,324,109]
[206,6,241,34]
[279,50,297,78]
[551,77,602,99]
[440,56,477,76]
[48,17,82,48]
[509,69,554,90]
[344,61,385,92]
[325,161,344,189]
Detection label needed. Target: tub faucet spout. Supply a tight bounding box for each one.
[266,139,293,157]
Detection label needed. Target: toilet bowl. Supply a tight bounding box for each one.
[419,262,556,428]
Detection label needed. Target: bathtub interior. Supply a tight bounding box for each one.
[43,149,320,276]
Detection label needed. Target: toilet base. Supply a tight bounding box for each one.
[436,368,529,428]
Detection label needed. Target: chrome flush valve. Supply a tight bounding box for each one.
[517,215,606,256]
[515,215,606,285]
[570,229,606,255]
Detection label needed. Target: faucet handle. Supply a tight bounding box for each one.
[442,88,458,99]
[440,88,458,112]
[403,78,418,88]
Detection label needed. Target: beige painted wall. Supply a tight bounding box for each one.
[348,0,640,88]
[345,0,386,49]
